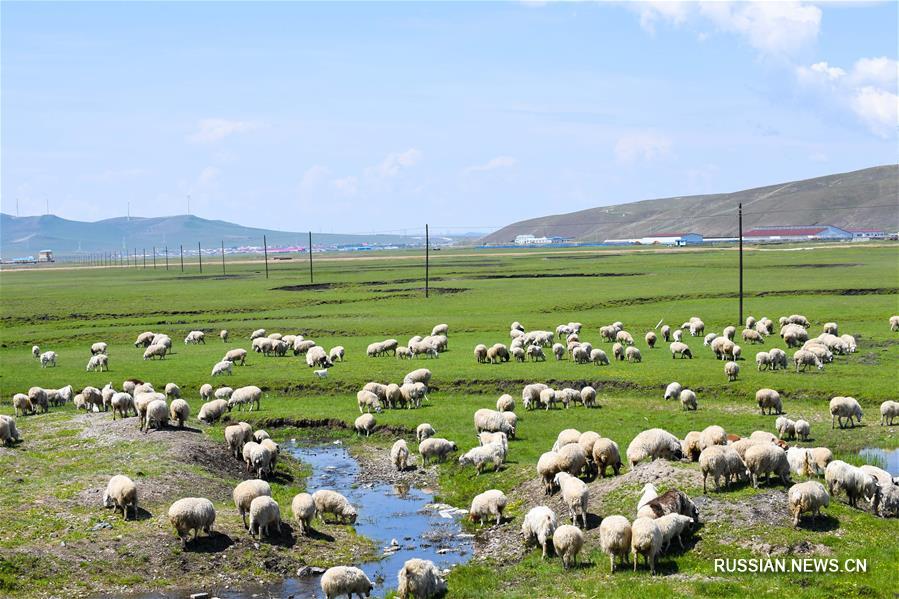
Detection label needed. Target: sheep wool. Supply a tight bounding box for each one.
[788,481,830,527]
[521,506,558,559]
[626,428,683,467]
[168,497,216,546]
[469,489,507,526]
[103,475,138,520]
[391,439,410,471]
[553,524,585,570]
[631,517,663,574]
[291,493,315,535]
[233,479,272,528]
[397,558,447,599]
[249,496,281,539]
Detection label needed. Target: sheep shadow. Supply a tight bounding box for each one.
[662,531,703,558]
[582,513,602,531]
[267,470,295,485]
[183,531,234,553]
[130,506,153,521]
[797,514,839,532]
[257,521,297,547]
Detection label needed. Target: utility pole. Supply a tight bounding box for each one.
[143,249,146,268]
[165,246,169,270]
[180,245,184,272]
[221,240,226,275]
[425,224,430,298]
[263,235,269,279]
[198,242,203,272]
[738,203,744,327]
[308,231,313,283]
[152,247,156,269]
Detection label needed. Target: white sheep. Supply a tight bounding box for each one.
[655,513,694,551]
[418,438,457,464]
[537,451,563,495]
[880,400,899,426]
[625,346,642,363]
[225,423,253,458]
[168,497,216,546]
[469,489,507,526]
[793,349,823,372]
[825,460,879,508]
[626,428,683,467]
[169,398,190,427]
[142,344,167,360]
[552,428,582,452]
[233,479,272,528]
[788,481,830,526]
[184,330,206,345]
[553,472,588,528]
[744,444,791,488]
[631,517,663,574]
[598,514,632,572]
[795,419,811,441]
[699,445,742,492]
[312,489,357,524]
[13,393,34,417]
[391,439,410,471]
[31,345,40,359]
[553,524,585,570]
[496,394,515,412]
[679,389,697,411]
[397,558,447,599]
[669,342,692,359]
[474,408,515,438]
[775,416,796,440]
[211,360,233,377]
[663,382,682,401]
[199,383,213,401]
[580,386,597,408]
[320,566,372,599]
[830,396,862,429]
[724,361,739,381]
[229,385,262,412]
[224,348,247,365]
[521,506,558,559]
[0,415,20,445]
[592,438,622,478]
[249,496,281,539]
[755,351,772,371]
[416,423,436,443]
[219,329,228,342]
[458,442,505,474]
[522,383,549,410]
[354,413,376,437]
[214,386,233,400]
[328,346,345,363]
[103,475,138,520]
[143,399,169,432]
[755,388,783,415]
[197,398,230,424]
[291,492,315,535]
[40,351,57,367]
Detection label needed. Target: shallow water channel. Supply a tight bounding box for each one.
[859,447,899,476]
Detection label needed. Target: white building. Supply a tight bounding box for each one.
[514,234,553,245]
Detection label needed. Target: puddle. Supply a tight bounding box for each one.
[859,447,899,476]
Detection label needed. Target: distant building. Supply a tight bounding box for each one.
[847,229,886,239]
[743,225,851,242]
[638,233,704,246]
[37,249,54,262]
[514,234,553,245]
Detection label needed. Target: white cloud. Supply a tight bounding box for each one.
[614,132,672,163]
[851,86,899,138]
[849,56,899,88]
[197,166,220,186]
[300,165,331,189]
[636,1,690,34]
[187,118,259,143]
[464,156,517,174]
[365,148,422,178]
[332,176,358,195]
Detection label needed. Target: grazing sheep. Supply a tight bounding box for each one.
[403,368,432,386]
[767,347,788,370]
[198,383,213,402]
[291,492,315,535]
[775,416,796,440]
[635,484,659,514]
[474,408,515,438]
[0,415,20,445]
[663,382,682,401]
[86,353,109,372]
[570,346,588,364]
[724,361,739,381]
[459,442,505,474]
[306,346,333,368]
[637,489,699,522]
[655,513,694,551]
[550,343,565,361]
[880,400,899,426]
[700,446,738,492]
[416,423,436,443]
[793,349,823,372]
[143,399,169,432]
[597,514,632,572]
[627,428,683,467]
[552,428,582,452]
[557,443,588,479]
[474,344,488,363]
[311,489,358,524]
[755,351,772,371]
[613,342,624,361]
[214,386,233,400]
[630,517,662,574]
[794,419,811,441]
[197,398,230,424]
[13,394,34,417]
[699,425,727,450]
[168,497,216,547]
[31,345,40,359]
[742,329,764,344]
[249,328,266,340]
[134,332,155,347]
[672,329,683,343]
[592,438,623,478]
[645,331,657,348]
[229,386,262,412]
[168,399,190,428]
[487,344,510,363]
[354,413,376,437]
[744,444,791,488]
[233,479,272,528]
[521,505,558,559]
[825,460,879,509]
[142,344,167,360]
[496,394,515,413]
[469,489,507,526]
[788,481,830,527]
[225,423,253,458]
[103,475,138,520]
[553,472,589,528]
[577,386,597,409]
[681,431,702,462]
[419,438,457,465]
[40,351,57,367]
[522,383,549,410]
[755,388,783,415]
[397,558,447,599]
[679,389,697,411]
[537,451,563,495]
[830,396,863,429]
[480,431,508,451]
[553,524,585,570]
[249,496,281,539]
[625,346,642,363]
[223,348,247,366]
[184,330,206,345]
[669,342,692,359]
[391,439,410,471]
[329,346,345,363]
[211,360,233,377]
[320,566,372,599]
[703,333,718,346]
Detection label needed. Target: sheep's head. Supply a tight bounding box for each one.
[102,490,114,508]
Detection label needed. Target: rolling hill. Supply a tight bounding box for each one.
[481,165,899,244]
[0,214,423,258]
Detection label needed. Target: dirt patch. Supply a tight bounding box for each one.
[271,283,338,291]
[348,442,439,489]
[694,488,789,527]
[789,263,862,268]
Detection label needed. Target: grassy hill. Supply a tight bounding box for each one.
[481,164,899,244]
[0,213,421,257]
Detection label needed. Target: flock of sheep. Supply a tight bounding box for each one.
[3,313,897,598]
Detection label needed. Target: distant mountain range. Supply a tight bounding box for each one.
[481,165,899,244]
[0,214,428,258]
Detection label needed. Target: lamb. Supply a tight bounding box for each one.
[553,472,588,528]
[672,329,683,343]
[496,394,515,412]
[744,444,791,488]
[553,524,585,570]
[249,496,281,539]
[232,479,272,528]
[788,481,830,527]
[825,460,879,508]
[219,329,228,343]
[521,506,558,559]
[630,517,663,574]
[755,388,783,415]
[880,400,899,426]
[397,558,447,599]
[224,348,247,365]
[391,439,410,471]
[469,489,507,526]
[794,419,810,441]
[592,438,623,477]
[416,423,436,442]
[830,396,862,428]
[354,413,376,437]
[538,451,563,495]
[474,408,515,438]
[680,389,697,411]
[419,438,457,464]
[625,346,642,363]
[724,361,739,381]
[320,566,372,599]
[742,329,764,344]
[793,349,823,372]
[197,399,230,424]
[31,345,40,359]
[40,351,57,367]
[168,399,190,427]
[626,428,683,467]
[142,344,167,360]
[669,342,692,359]
[775,416,796,440]
[663,382,682,401]
[552,428,582,452]
[459,442,506,474]
[211,360,233,376]
[225,423,254,458]
[637,489,699,522]
[101,475,138,521]
[655,513,694,551]
[892,315,899,332]
[168,497,216,546]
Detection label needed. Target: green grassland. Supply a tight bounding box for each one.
[1,243,897,597]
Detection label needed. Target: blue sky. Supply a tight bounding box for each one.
[2,1,897,234]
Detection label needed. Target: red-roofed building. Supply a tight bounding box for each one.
[743,225,851,241]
